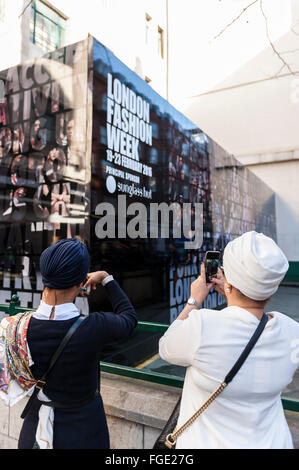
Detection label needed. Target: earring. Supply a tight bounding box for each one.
[224,284,232,293]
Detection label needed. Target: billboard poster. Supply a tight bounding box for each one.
[0,36,276,347]
[0,39,91,313]
[90,38,276,330]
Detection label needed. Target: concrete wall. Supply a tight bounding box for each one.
[170,1,299,264]
[0,372,298,449]
[0,373,180,449]
[237,152,299,262]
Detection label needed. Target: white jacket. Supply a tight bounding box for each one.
[159,306,299,449]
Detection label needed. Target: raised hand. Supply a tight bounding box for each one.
[210,267,225,296]
[83,271,109,291]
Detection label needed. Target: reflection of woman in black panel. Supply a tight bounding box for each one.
[168,161,177,201]
[56,115,67,147]
[44,148,66,183]
[42,147,71,239]
[30,118,47,151]
[0,128,13,197]
[3,187,27,220]
[190,170,198,204]
[0,127,12,159]
[12,125,25,154]
[2,187,27,273]
[10,154,28,187]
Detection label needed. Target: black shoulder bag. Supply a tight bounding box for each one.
[21,315,88,420]
[153,312,269,449]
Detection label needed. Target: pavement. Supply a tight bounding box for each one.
[266,285,299,321]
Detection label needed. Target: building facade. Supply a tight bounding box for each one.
[0,0,168,99]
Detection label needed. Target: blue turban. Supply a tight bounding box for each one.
[40,238,90,289]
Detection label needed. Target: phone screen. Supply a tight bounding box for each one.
[204,251,220,281]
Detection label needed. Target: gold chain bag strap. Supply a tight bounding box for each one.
[164,312,269,449]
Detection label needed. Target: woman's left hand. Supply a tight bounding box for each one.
[190,262,213,305]
[84,271,109,290]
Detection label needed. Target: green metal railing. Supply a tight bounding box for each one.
[1,296,299,413]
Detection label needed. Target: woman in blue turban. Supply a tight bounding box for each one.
[40,238,91,290]
[16,238,137,449]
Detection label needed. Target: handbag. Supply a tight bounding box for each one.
[153,312,268,449]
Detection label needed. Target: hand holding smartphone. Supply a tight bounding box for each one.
[204,251,220,282]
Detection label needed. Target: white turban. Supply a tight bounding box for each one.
[223,231,289,301]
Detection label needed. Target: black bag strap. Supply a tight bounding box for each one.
[21,315,85,419]
[224,312,268,385]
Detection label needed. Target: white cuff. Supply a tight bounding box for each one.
[101,275,114,286]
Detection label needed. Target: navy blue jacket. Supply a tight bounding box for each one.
[18,280,137,449]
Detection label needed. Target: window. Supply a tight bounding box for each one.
[157,26,164,59]
[145,13,151,44]
[30,0,67,52]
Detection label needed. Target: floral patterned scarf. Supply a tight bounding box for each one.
[0,311,35,402]
[0,309,60,449]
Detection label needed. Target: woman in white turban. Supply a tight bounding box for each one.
[159,231,299,449]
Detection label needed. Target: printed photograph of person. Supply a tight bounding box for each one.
[56,114,77,166]
[0,99,8,127]
[51,181,72,239]
[56,114,73,146]
[33,183,51,219]
[2,187,27,221]
[31,145,73,239]
[44,147,66,183]
[30,118,47,151]
[35,155,46,184]
[0,127,12,159]
[51,82,60,114]
[10,154,27,187]
[33,180,71,239]
[56,115,68,146]
[56,112,86,180]
[66,117,74,145]
[12,125,25,154]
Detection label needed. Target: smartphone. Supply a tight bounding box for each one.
[204,251,221,282]
[80,279,91,295]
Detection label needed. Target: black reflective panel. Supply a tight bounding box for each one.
[0,37,276,365]
[0,39,91,312]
